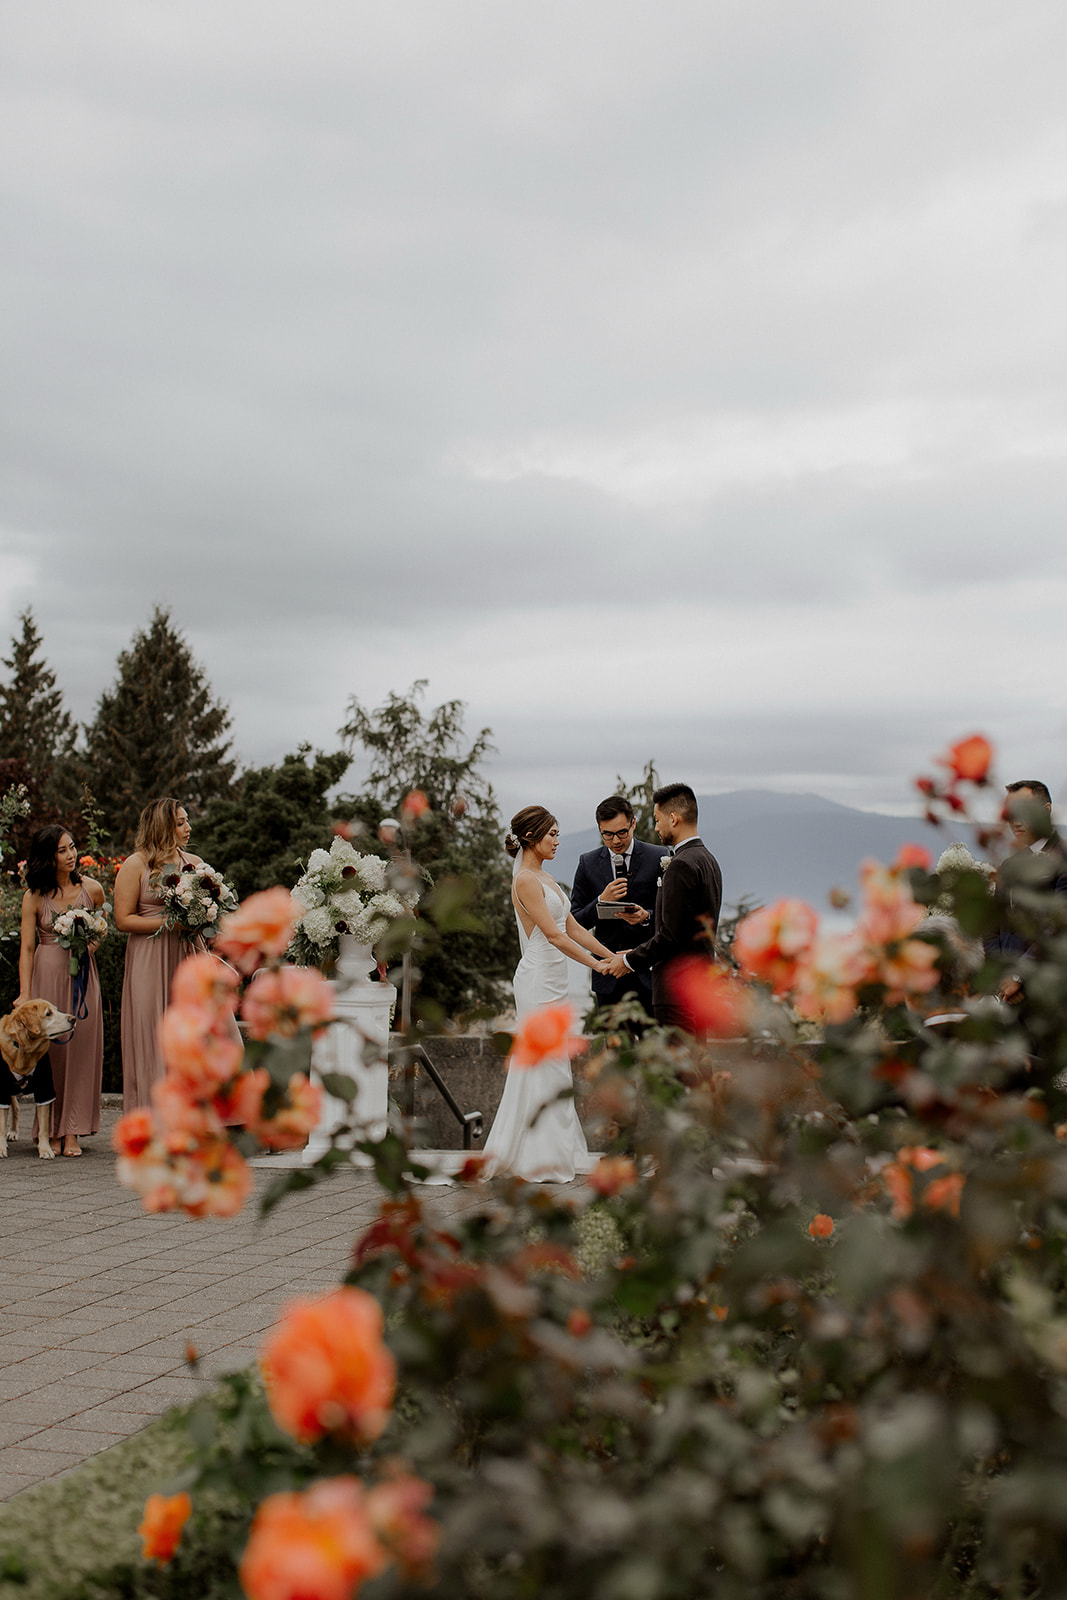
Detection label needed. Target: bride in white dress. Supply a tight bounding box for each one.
[482,806,614,1182]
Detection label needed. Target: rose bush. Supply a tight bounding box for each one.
[119,737,1067,1600]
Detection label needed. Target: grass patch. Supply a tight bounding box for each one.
[0,1391,247,1600]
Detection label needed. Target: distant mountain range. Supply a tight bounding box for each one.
[554,790,953,913]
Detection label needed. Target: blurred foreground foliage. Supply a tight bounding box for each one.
[33,837,1067,1600]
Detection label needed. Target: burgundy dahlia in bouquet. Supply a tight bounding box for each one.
[154,861,239,945]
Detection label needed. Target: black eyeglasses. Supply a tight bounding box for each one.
[599,826,633,841]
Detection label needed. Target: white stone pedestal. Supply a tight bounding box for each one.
[302,937,396,1165]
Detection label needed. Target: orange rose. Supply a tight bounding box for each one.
[923,1172,965,1217]
[941,734,993,784]
[898,1145,944,1171]
[158,1004,243,1095]
[171,952,240,1012]
[664,957,751,1037]
[139,1491,191,1564]
[808,1213,835,1239]
[893,843,932,873]
[234,1069,322,1151]
[567,1308,593,1337]
[241,965,335,1041]
[733,898,818,995]
[180,1139,254,1219]
[215,886,299,974]
[588,1155,638,1197]
[151,1081,224,1154]
[260,1287,396,1444]
[239,1478,386,1600]
[111,1107,156,1158]
[511,1003,580,1068]
[882,1161,914,1221]
[793,931,869,1024]
[400,789,430,819]
[365,1473,440,1579]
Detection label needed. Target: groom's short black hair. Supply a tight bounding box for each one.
[1006,780,1052,807]
[653,783,697,823]
[595,796,635,824]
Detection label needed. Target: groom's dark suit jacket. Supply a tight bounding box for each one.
[625,837,723,1027]
[570,837,663,1007]
[986,828,1067,958]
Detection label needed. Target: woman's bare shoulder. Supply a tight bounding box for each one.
[513,867,545,892]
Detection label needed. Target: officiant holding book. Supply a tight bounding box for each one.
[569,796,663,1017]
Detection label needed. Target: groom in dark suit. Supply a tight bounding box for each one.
[603,782,722,1032]
[570,796,662,1018]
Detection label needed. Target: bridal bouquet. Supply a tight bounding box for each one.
[289,836,417,967]
[52,902,110,977]
[52,900,111,1017]
[155,862,239,946]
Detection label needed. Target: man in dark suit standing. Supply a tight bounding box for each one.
[989,780,1067,1003]
[603,782,722,1032]
[570,796,662,1018]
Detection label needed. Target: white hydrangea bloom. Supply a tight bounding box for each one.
[332,888,365,919]
[935,842,992,877]
[373,891,405,921]
[300,906,336,946]
[357,855,387,892]
[329,836,361,870]
[291,881,325,911]
[307,848,332,874]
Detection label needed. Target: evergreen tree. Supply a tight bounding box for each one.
[338,682,518,1016]
[193,746,352,900]
[0,609,76,777]
[612,758,660,841]
[82,607,235,847]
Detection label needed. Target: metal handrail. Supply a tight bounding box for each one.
[396,1042,483,1149]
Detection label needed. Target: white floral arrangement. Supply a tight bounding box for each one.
[155,862,239,945]
[289,836,418,968]
[52,902,110,976]
[928,842,994,918]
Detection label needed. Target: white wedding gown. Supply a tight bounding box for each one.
[482,880,593,1182]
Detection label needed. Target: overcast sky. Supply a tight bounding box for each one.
[3,1,1067,831]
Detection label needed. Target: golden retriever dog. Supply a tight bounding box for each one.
[0,999,75,1159]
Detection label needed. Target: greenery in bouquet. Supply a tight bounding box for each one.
[154,860,239,946]
[51,900,110,976]
[289,835,417,969]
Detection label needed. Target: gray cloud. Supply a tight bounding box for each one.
[3,2,1067,817]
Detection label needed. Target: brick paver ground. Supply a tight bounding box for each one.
[0,1103,486,1502]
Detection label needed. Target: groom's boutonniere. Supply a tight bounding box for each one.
[659,855,672,872]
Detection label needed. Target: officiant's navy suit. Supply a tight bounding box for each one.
[570,837,663,1011]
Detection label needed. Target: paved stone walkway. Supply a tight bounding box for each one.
[0,1105,486,1502]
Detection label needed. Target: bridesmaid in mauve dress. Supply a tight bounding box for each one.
[17,825,106,1156]
[115,796,204,1112]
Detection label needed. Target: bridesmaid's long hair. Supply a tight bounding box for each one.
[135,797,186,871]
[505,806,557,859]
[25,825,81,895]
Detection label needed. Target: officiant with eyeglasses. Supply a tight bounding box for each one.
[569,796,663,1016]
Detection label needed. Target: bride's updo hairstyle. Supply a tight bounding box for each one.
[505,805,558,859]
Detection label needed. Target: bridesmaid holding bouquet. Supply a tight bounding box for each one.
[17,825,107,1156]
[115,797,204,1111]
